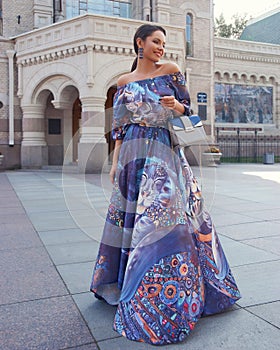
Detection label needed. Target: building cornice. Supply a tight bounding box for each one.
[214,37,280,64]
[14,14,184,66]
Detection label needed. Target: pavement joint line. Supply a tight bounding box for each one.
[235,240,280,256]
[243,306,280,330]
[244,299,280,308]
[231,258,280,268]
[221,234,280,242]
[0,293,71,308]
[55,259,96,267]
[69,293,100,348]
[60,342,100,350]
[215,220,268,228]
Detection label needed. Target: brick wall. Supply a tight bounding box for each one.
[2,0,34,37]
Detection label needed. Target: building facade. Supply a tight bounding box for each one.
[0,0,279,171]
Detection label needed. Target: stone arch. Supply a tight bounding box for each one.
[240,73,248,83]
[223,72,230,82]
[250,74,257,84]
[268,76,276,85]
[214,71,221,80]
[21,61,84,105]
[95,56,132,96]
[232,72,239,82]
[259,75,266,84]
[36,89,54,106]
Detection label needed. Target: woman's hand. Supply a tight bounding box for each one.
[109,163,117,184]
[160,96,184,114]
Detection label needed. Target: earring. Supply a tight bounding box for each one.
[138,47,144,59]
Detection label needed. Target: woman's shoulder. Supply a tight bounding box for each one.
[117,73,134,87]
[159,62,181,75]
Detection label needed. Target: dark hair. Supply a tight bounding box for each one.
[130,24,166,72]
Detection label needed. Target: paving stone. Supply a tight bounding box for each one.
[57,261,94,294]
[46,241,99,265]
[0,222,42,250]
[218,220,280,241]
[242,236,280,256]
[210,211,259,228]
[0,206,26,215]
[232,260,280,307]
[73,292,119,342]
[218,235,279,267]
[38,228,92,245]
[0,296,94,350]
[0,213,32,225]
[244,208,280,221]
[246,301,280,328]
[97,309,280,350]
[0,247,67,304]
[27,210,78,231]
[67,344,99,350]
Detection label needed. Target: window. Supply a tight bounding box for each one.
[186,13,193,57]
[48,119,61,135]
[66,0,131,19]
[215,83,273,124]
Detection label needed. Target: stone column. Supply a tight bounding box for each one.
[6,50,15,146]
[21,104,48,168]
[78,96,108,173]
[51,100,73,165]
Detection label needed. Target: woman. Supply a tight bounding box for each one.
[90,24,241,345]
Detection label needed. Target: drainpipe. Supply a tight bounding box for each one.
[6,50,15,146]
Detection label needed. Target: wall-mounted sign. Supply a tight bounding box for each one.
[197,92,207,103]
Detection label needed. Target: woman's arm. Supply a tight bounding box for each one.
[109,139,122,184]
[159,96,185,115]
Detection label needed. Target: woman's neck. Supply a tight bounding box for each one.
[135,60,161,77]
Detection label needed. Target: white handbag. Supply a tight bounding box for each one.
[168,115,206,147]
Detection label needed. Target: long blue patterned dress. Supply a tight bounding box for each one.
[90,72,241,345]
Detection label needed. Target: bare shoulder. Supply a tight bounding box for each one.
[160,62,181,75]
[117,73,134,87]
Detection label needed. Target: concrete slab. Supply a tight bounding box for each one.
[38,227,92,245]
[232,260,280,307]
[27,211,78,231]
[218,220,280,241]
[246,301,280,328]
[97,309,280,350]
[219,235,279,267]
[210,211,259,228]
[57,261,95,294]
[243,208,280,221]
[242,236,280,256]
[0,247,67,304]
[0,213,32,225]
[0,223,42,250]
[46,240,99,265]
[0,296,94,350]
[73,292,119,342]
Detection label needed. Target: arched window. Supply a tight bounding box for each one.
[186,13,193,57]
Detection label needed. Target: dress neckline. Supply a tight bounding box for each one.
[117,71,183,89]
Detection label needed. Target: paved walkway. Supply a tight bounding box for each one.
[0,163,279,349]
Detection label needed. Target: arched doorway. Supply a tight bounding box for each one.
[105,85,117,162]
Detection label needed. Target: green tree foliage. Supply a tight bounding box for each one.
[215,13,251,39]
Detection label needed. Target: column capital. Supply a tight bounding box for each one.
[80,96,106,112]
[21,104,46,117]
[51,100,72,110]
[6,50,16,59]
